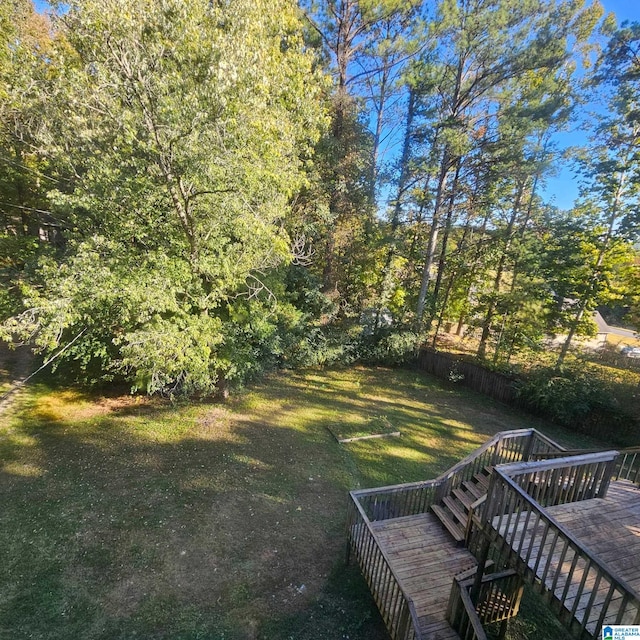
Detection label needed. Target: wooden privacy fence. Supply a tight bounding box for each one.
[416,349,640,444]
[417,349,518,405]
[473,452,640,638]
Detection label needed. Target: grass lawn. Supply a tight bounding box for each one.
[0,366,605,639]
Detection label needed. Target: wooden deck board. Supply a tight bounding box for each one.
[547,481,640,595]
[419,618,461,639]
[364,511,475,639]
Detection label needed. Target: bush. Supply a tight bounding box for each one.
[515,364,639,444]
[282,325,419,369]
[359,330,419,366]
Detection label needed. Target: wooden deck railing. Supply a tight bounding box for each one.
[346,428,565,640]
[615,447,640,483]
[352,478,439,522]
[433,429,563,503]
[531,447,640,486]
[475,454,640,638]
[473,569,524,627]
[346,496,423,640]
[526,429,567,458]
[351,428,565,523]
[500,452,618,507]
[447,576,489,640]
[349,429,640,640]
[447,568,523,640]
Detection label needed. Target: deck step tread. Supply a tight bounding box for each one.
[442,495,468,524]
[462,480,484,500]
[431,504,465,543]
[452,488,474,509]
[473,472,490,490]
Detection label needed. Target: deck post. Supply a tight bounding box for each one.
[497,618,509,640]
[446,577,459,623]
[521,430,535,462]
[435,474,450,503]
[345,496,354,565]
[471,535,491,603]
[597,454,619,499]
[491,437,504,466]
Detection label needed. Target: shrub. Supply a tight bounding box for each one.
[359,330,420,366]
[514,364,639,444]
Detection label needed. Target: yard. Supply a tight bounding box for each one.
[0,366,604,639]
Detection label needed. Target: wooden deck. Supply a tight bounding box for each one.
[491,479,640,633]
[349,432,640,639]
[550,479,640,628]
[371,512,477,639]
[546,480,640,591]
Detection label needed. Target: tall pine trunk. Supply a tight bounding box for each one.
[477,180,525,359]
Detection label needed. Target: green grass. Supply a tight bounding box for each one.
[0,366,606,639]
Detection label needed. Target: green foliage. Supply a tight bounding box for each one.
[283,325,360,368]
[359,329,420,366]
[1,0,637,401]
[0,0,327,395]
[514,363,635,440]
[0,2,61,322]
[282,323,418,370]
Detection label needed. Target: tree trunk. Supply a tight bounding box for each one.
[427,158,461,342]
[416,149,450,324]
[416,54,465,326]
[374,88,417,328]
[432,211,473,346]
[477,180,525,359]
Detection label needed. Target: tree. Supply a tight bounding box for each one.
[299,0,422,305]
[411,0,603,329]
[553,22,640,366]
[1,0,326,394]
[543,211,635,364]
[0,0,58,319]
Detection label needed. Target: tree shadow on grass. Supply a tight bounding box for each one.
[257,563,388,640]
[0,366,570,640]
[0,385,390,640]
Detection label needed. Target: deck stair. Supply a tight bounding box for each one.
[431,467,492,544]
[347,429,640,640]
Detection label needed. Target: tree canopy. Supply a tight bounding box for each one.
[1,0,326,394]
[1,0,639,394]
